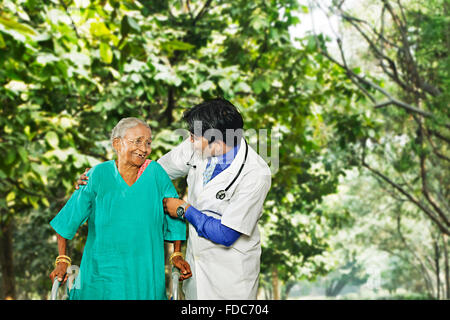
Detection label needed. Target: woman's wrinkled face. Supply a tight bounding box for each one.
[114,124,152,167]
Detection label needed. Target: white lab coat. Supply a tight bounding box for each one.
[158,138,272,299]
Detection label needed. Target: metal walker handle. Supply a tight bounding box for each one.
[171,266,180,300]
[50,265,79,300]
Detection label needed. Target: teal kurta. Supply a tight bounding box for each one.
[50,160,185,300]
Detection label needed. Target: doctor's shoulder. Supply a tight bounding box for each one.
[247,147,272,179]
[246,166,272,188]
[241,162,272,191]
[240,153,271,197]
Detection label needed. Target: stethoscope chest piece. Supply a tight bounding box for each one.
[214,139,249,201]
[216,190,226,200]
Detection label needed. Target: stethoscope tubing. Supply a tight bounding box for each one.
[216,139,248,200]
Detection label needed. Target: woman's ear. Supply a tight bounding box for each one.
[112,137,121,154]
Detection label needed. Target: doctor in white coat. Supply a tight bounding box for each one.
[161,98,271,300]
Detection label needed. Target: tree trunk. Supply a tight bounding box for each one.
[0,219,16,300]
[325,278,348,297]
[396,213,436,297]
[433,238,441,299]
[442,234,449,299]
[421,264,435,298]
[271,265,279,300]
[282,281,295,300]
[164,86,175,125]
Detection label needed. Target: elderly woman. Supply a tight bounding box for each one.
[49,117,191,300]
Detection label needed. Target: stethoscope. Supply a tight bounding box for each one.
[186,139,249,200]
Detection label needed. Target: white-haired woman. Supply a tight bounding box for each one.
[49,117,191,300]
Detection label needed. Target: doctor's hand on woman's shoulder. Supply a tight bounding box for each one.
[75,167,91,190]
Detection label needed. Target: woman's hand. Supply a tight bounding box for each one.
[75,168,90,190]
[49,262,69,284]
[172,256,192,281]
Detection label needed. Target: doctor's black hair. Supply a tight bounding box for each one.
[182,98,244,146]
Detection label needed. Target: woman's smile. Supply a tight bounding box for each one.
[133,151,147,159]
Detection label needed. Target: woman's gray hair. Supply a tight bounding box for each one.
[110,117,151,144]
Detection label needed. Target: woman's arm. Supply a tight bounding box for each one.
[57,234,67,257]
[49,169,97,283]
[171,240,192,281]
[49,234,70,283]
[174,240,182,253]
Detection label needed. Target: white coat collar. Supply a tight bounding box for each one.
[198,137,247,193]
[212,137,246,176]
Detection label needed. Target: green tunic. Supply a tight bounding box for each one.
[50,160,185,300]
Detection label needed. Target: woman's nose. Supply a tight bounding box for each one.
[137,145,149,154]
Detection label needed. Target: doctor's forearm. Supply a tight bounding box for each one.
[184,206,241,247]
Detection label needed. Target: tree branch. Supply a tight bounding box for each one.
[415,116,450,226]
[59,0,81,39]
[361,138,449,235]
[192,0,213,26]
[308,1,433,117]
[320,40,432,117]
[380,0,440,97]
[422,127,450,162]
[185,0,194,20]
[339,12,411,93]
[428,130,450,145]
[396,213,436,292]
[361,157,449,235]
